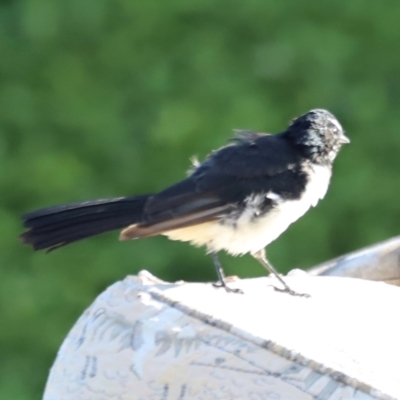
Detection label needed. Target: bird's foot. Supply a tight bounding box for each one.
[268,284,310,298]
[213,281,243,294]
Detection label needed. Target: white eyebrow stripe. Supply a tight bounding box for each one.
[330,118,343,131]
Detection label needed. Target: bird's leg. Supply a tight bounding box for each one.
[252,249,309,297]
[211,252,243,294]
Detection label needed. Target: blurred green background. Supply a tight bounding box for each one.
[1,0,400,398]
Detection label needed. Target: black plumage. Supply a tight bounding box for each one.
[21,196,150,250]
[20,109,349,295]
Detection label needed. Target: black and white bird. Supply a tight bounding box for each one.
[20,109,349,296]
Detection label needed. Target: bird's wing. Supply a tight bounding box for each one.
[205,133,299,178]
[120,134,304,239]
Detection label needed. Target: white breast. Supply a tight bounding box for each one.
[164,164,331,256]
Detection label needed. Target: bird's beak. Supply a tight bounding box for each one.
[339,134,350,144]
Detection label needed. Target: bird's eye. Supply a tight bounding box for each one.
[327,122,339,134]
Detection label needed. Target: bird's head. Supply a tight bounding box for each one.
[286,109,350,164]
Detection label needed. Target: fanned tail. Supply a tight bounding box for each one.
[20,195,150,251]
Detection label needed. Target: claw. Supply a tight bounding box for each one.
[213,281,243,294]
[268,284,310,298]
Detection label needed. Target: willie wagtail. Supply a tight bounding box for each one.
[20,109,349,296]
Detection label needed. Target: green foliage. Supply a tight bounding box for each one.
[1,1,400,398]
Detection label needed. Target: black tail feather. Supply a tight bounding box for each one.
[20,195,150,251]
